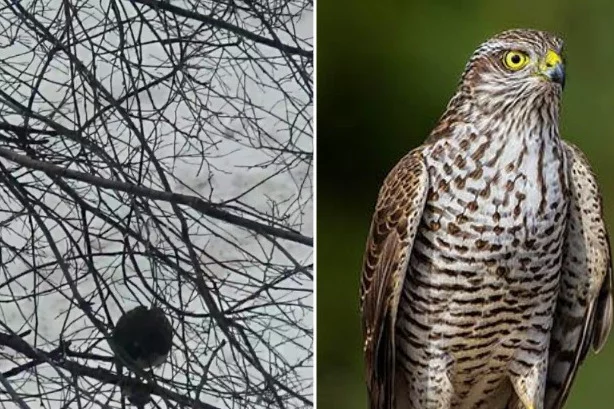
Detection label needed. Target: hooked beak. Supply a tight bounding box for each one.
[540,49,565,89]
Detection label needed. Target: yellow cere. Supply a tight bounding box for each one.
[503,50,530,71]
[544,49,563,68]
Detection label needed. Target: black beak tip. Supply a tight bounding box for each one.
[551,65,566,89]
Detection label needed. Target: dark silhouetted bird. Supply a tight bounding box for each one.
[112,305,173,369]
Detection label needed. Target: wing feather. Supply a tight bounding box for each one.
[545,141,613,409]
[360,148,429,409]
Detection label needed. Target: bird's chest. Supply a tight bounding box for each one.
[418,135,568,283]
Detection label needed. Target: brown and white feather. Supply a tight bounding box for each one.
[544,142,613,409]
[360,148,429,409]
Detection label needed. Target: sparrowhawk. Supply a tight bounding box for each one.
[360,28,613,409]
[112,305,173,370]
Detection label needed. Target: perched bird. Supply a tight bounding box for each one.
[360,29,613,409]
[112,305,173,370]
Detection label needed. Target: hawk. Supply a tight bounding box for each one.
[360,28,613,409]
[112,305,173,369]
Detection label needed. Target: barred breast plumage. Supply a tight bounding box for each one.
[397,122,567,409]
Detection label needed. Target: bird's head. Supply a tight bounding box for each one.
[456,29,565,122]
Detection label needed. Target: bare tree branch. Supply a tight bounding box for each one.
[131,0,313,59]
[0,147,312,246]
[0,0,312,407]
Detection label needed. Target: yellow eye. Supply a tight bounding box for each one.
[503,51,530,70]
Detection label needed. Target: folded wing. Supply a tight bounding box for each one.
[360,148,429,409]
[545,141,613,409]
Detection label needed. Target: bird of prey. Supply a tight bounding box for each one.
[112,305,173,370]
[360,29,613,409]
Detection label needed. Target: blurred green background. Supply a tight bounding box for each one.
[317,1,614,408]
